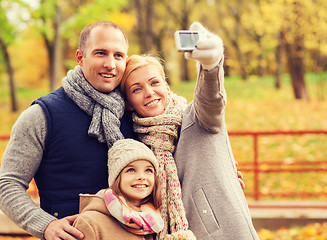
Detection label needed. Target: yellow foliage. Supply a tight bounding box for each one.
[109,11,136,31]
[9,29,48,89]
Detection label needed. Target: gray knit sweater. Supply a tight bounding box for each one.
[0,104,55,239]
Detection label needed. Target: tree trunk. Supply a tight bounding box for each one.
[274,32,283,89]
[282,1,309,100]
[232,40,247,80]
[256,36,264,77]
[0,38,17,111]
[282,32,308,100]
[180,9,191,82]
[133,0,154,53]
[154,31,170,85]
[42,5,62,91]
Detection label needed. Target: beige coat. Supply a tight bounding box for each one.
[73,193,154,240]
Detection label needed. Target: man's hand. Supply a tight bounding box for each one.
[184,22,224,70]
[44,214,84,240]
[235,161,245,189]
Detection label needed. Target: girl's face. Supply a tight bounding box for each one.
[124,65,170,118]
[120,160,155,207]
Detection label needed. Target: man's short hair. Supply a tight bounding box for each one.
[78,21,129,54]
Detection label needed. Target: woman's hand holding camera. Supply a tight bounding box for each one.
[185,22,224,70]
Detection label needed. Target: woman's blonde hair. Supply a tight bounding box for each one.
[109,165,162,209]
[120,54,166,97]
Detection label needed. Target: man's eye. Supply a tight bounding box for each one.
[115,53,124,59]
[95,52,105,55]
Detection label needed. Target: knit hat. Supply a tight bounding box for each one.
[108,139,159,187]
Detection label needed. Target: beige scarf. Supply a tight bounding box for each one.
[133,93,196,240]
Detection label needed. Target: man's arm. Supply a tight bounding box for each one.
[0,104,84,239]
[0,105,55,238]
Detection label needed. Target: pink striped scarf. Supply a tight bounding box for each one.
[104,189,164,235]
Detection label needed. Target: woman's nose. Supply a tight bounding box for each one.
[144,86,155,97]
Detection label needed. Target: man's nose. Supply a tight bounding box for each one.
[104,56,115,69]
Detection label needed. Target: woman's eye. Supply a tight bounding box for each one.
[132,87,141,93]
[151,80,160,86]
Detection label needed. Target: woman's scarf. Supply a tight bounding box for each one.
[62,65,125,147]
[133,93,196,240]
[104,189,164,235]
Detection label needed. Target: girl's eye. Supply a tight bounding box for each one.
[126,168,135,173]
[145,168,154,173]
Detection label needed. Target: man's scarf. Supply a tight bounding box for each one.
[62,65,125,147]
[133,93,196,240]
[104,189,164,235]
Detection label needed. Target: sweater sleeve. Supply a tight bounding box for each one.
[193,58,227,133]
[0,104,56,239]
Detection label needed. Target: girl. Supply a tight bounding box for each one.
[73,139,164,240]
[120,22,259,240]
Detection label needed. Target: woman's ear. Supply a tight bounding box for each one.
[166,83,171,94]
[126,101,134,111]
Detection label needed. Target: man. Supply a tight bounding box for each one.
[0,21,135,239]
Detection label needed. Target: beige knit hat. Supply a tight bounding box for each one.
[108,139,159,187]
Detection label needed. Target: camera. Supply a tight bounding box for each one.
[174,30,205,52]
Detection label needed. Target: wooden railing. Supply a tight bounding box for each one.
[229,130,327,201]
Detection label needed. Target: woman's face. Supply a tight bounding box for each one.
[124,65,170,118]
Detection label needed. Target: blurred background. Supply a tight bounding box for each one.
[0,0,327,239]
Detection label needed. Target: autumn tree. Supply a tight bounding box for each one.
[280,0,309,100]
[31,0,62,91]
[0,0,24,111]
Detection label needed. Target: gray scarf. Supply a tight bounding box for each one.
[62,65,125,147]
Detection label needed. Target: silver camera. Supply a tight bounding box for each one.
[174,30,205,52]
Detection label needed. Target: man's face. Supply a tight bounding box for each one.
[76,26,128,93]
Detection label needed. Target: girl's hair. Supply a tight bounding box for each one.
[120,54,166,97]
[110,163,162,209]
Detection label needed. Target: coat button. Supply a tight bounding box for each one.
[202,209,207,214]
[54,212,59,217]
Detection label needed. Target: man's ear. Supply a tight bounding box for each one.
[126,101,134,111]
[76,49,83,66]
